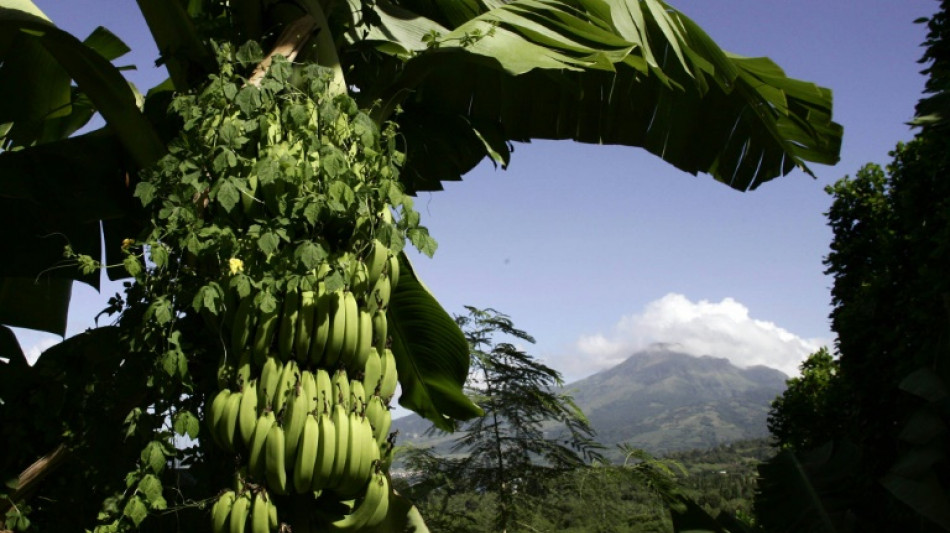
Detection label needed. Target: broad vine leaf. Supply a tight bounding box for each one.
[387,252,483,431]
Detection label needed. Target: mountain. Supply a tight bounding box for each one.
[565,345,787,453]
[392,345,788,455]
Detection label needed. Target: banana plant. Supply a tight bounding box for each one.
[0,0,841,334]
[0,3,841,527]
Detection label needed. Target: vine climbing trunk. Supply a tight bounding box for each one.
[121,33,433,530]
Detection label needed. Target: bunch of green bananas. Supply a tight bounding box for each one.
[211,488,278,533]
[146,49,427,532]
[224,241,399,375]
[208,258,401,531]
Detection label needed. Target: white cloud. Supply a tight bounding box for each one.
[570,293,829,378]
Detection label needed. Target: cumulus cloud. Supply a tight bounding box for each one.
[570,293,828,378]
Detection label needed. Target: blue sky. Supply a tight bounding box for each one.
[18,0,937,381]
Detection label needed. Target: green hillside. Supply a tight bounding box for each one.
[393,346,788,456]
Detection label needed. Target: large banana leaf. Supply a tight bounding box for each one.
[134,0,216,91]
[0,1,163,334]
[880,368,950,530]
[0,3,164,165]
[342,0,842,193]
[0,128,138,334]
[387,253,483,431]
[754,442,862,533]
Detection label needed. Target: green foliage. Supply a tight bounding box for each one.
[767,348,842,451]
[1,1,847,530]
[759,3,950,531]
[403,306,602,532]
[399,439,771,533]
[388,257,484,430]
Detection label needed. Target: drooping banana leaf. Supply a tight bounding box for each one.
[0,2,165,166]
[0,129,138,334]
[340,0,842,193]
[0,1,163,333]
[880,368,950,530]
[386,252,483,431]
[754,442,861,533]
[134,0,217,91]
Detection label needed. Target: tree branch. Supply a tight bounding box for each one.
[0,443,70,516]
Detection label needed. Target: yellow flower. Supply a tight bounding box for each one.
[121,238,134,249]
[229,258,244,275]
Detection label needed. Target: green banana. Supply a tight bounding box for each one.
[250,490,270,533]
[337,411,365,496]
[365,240,388,287]
[295,289,316,363]
[353,416,377,490]
[349,380,366,415]
[365,395,389,445]
[264,423,288,495]
[314,368,332,414]
[339,291,359,369]
[293,414,319,493]
[229,491,251,533]
[208,389,232,449]
[332,369,351,412]
[277,286,300,362]
[362,349,382,396]
[300,370,317,414]
[329,403,349,488]
[283,380,308,469]
[211,489,236,533]
[329,471,385,531]
[353,308,372,372]
[310,281,330,366]
[371,310,387,355]
[230,295,256,357]
[379,348,398,402]
[235,350,253,390]
[367,274,391,315]
[267,494,278,531]
[312,410,336,491]
[248,410,276,481]
[388,253,400,289]
[252,301,279,366]
[238,378,259,447]
[273,359,299,416]
[219,390,243,452]
[350,259,369,296]
[258,355,281,411]
[366,472,390,529]
[323,289,346,367]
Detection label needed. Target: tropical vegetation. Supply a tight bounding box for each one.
[0,0,840,531]
[760,3,950,531]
